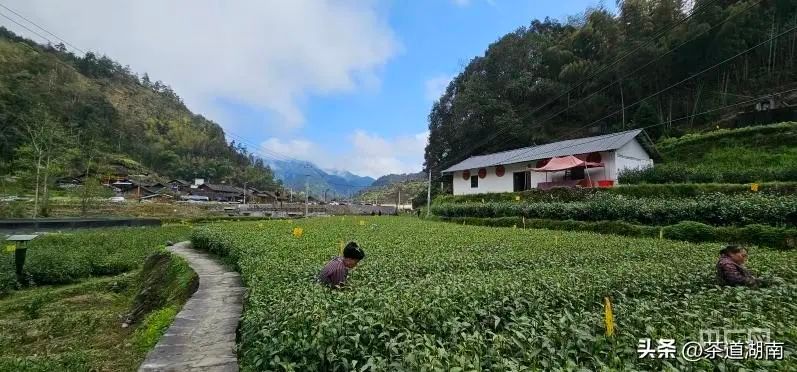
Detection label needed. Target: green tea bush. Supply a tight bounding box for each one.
[620,122,797,184]
[432,193,797,227]
[3,226,190,288]
[191,218,797,371]
[662,221,717,242]
[432,217,797,249]
[436,183,797,204]
[0,256,16,297]
[619,164,797,184]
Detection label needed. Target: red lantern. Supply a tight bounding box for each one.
[478,168,487,179]
[587,152,602,163]
[495,165,505,177]
[462,170,471,180]
[536,158,550,168]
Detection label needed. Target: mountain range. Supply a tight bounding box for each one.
[266,159,375,200]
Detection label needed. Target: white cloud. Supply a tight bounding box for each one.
[260,138,314,160]
[3,0,399,130]
[260,130,429,178]
[452,0,496,7]
[424,75,452,102]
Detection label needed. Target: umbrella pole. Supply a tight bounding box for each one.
[586,166,593,188]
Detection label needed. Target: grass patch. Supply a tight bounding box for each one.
[132,306,178,352]
[0,274,145,371]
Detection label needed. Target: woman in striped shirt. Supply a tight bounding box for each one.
[318,241,365,288]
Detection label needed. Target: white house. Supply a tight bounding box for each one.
[441,129,657,195]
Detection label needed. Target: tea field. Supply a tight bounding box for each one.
[192,217,797,371]
[1,225,191,296]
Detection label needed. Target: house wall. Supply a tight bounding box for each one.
[451,163,525,195]
[450,141,653,195]
[614,139,654,181]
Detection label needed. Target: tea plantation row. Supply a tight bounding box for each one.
[191,218,797,371]
[431,193,797,227]
[1,225,190,296]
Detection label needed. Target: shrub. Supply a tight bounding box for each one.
[662,221,717,243]
[0,255,17,297]
[432,217,797,249]
[13,226,190,288]
[591,220,644,237]
[435,182,797,204]
[431,193,797,227]
[618,164,797,184]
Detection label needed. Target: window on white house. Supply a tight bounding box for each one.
[470,175,478,188]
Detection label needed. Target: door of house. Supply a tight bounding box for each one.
[513,172,527,192]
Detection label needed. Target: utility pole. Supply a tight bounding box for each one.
[243,181,247,205]
[397,186,401,215]
[426,169,432,217]
[304,175,309,217]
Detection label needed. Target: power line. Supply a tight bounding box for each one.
[466,86,797,171]
[528,0,764,135]
[0,10,51,45]
[493,24,797,167]
[0,2,85,54]
[526,0,725,116]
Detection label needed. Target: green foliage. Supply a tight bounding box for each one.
[662,221,717,243]
[621,122,797,184]
[357,180,427,206]
[0,352,91,372]
[425,2,797,175]
[0,256,15,297]
[132,306,178,352]
[431,217,797,249]
[619,163,797,184]
[126,251,198,325]
[191,218,797,370]
[0,226,190,295]
[0,27,280,192]
[431,193,797,227]
[436,182,797,204]
[0,273,160,371]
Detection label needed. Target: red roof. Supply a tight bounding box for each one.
[532,155,604,172]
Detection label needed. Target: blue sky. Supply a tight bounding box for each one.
[4,0,610,178]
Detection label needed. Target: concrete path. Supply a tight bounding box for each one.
[139,241,245,372]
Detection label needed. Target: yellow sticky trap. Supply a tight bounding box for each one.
[659,228,664,239]
[359,220,365,226]
[4,244,15,253]
[513,224,517,229]
[481,198,485,204]
[514,196,520,201]
[554,235,558,245]
[751,183,759,192]
[604,297,615,337]
[292,227,304,238]
[258,223,264,228]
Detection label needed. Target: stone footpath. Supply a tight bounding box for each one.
[139,241,245,372]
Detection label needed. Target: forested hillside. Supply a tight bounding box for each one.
[424,0,797,173]
[370,172,425,188]
[0,27,279,192]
